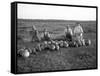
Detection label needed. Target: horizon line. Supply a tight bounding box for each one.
[18,18,96,21]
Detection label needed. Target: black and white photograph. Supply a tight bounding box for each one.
[14,2,97,73]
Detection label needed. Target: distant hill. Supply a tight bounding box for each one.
[18,19,96,23]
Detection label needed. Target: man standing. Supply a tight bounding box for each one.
[74,23,84,45]
[31,25,40,42]
[64,25,73,41]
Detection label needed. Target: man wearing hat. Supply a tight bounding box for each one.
[73,23,84,45]
[31,25,40,42]
[64,25,73,41]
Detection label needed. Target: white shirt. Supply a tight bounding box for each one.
[74,25,83,35]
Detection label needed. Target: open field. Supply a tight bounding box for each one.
[17,19,97,73]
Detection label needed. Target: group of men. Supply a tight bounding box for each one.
[18,23,90,57]
[31,23,84,43]
[64,23,84,42]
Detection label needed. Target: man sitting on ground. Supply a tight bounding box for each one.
[41,28,51,41]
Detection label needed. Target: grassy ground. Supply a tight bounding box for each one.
[17,19,97,73]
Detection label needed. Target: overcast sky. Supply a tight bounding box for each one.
[18,4,96,21]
